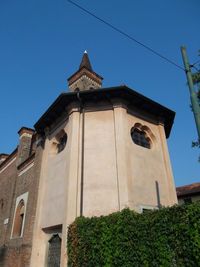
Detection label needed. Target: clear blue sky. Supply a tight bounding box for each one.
[0,0,199,186]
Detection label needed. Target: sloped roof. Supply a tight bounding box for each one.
[176,182,200,197]
[79,51,93,71]
[34,85,175,138]
[67,51,103,84]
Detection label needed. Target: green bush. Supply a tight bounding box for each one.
[67,202,200,267]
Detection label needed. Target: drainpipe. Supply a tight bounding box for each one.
[77,90,85,216]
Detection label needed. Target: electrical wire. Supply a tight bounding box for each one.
[67,0,185,72]
[192,59,200,67]
[191,65,200,72]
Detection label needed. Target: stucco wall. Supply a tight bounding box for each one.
[83,110,119,217]
[126,111,177,211]
[40,120,70,228]
[30,105,177,267]
[30,111,81,267]
[35,106,177,227]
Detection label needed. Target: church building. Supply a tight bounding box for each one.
[0,52,177,267]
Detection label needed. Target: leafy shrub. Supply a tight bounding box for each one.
[68,202,200,267]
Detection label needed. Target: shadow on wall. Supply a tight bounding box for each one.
[155,180,161,208]
[0,245,6,267]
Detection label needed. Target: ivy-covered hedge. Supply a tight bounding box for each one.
[67,202,200,267]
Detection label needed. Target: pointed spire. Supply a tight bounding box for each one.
[79,50,93,71]
[68,51,103,92]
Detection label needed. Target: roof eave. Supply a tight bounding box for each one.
[34,86,175,138]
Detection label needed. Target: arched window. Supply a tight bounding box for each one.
[51,130,68,155]
[57,132,67,153]
[131,128,151,149]
[12,200,25,238]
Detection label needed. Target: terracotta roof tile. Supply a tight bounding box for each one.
[176,182,200,197]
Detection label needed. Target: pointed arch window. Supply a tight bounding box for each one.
[12,200,25,237]
[11,192,28,239]
[57,133,67,153]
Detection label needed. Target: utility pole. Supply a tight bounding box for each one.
[181,46,200,143]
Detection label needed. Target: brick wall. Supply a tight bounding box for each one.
[0,155,17,266]
[0,133,42,267]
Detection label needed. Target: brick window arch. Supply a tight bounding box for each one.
[12,199,25,238]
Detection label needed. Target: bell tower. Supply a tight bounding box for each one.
[67,51,103,91]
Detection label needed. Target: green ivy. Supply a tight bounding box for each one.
[67,202,200,267]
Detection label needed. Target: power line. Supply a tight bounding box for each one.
[191,65,200,72]
[67,0,185,72]
[192,59,200,67]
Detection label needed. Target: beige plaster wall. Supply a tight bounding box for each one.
[30,121,69,267]
[125,111,177,211]
[40,141,67,228]
[39,120,70,228]
[83,110,119,217]
[31,105,177,267]
[31,111,81,267]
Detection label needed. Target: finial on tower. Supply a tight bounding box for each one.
[67,51,103,92]
[79,50,93,71]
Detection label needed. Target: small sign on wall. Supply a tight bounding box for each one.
[4,218,9,225]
